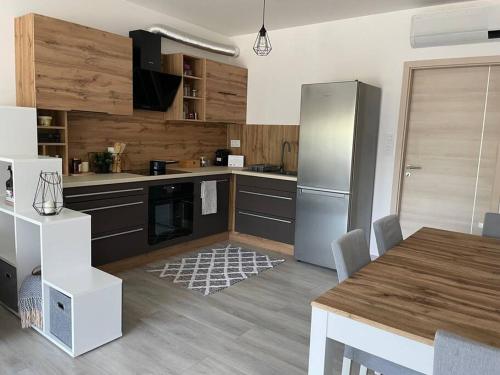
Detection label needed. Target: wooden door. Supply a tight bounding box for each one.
[205,60,247,123]
[399,66,490,237]
[472,66,500,234]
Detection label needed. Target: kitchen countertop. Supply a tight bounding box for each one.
[63,166,297,188]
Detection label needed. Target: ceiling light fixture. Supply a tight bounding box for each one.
[253,0,272,56]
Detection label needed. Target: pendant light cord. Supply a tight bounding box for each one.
[262,0,266,26]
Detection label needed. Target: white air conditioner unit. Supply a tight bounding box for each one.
[411,3,500,48]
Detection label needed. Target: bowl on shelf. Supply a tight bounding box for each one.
[37,116,53,127]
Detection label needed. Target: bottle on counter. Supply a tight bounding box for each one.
[5,165,14,204]
[200,156,208,167]
[71,158,81,175]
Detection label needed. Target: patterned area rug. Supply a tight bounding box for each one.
[146,244,285,296]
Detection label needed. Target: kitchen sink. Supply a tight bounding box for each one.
[246,164,281,173]
[279,170,298,176]
[245,165,297,176]
[264,170,297,176]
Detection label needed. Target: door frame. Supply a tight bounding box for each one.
[391,55,500,214]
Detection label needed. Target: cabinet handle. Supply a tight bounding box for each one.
[65,188,144,199]
[201,179,228,184]
[80,201,144,213]
[5,272,12,279]
[238,211,292,224]
[92,228,144,241]
[218,91,237,96]
[239,190,292,201]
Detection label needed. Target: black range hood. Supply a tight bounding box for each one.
[129,30,181,112]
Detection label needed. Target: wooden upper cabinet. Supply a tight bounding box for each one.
[205,60,247,124]
[15,14,132,115]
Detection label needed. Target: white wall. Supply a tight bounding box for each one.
[232,0,500,254]
[0,0,239,106]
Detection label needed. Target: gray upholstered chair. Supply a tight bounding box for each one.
[373,214,403,255]
[331,230,423,375]
[434,330,500,375]
[332,229,371,283]
[482,212,500,239]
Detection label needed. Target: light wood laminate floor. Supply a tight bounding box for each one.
[0,242,356,375]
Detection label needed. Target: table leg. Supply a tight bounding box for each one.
[341,358,352,375]
[308,306,328,375]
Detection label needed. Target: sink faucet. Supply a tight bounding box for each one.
[280,141,291,173]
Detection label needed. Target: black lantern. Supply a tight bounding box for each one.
[33,172,64,216]
[253,0,272,56]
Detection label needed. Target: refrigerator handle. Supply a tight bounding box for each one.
[298,188,349,198]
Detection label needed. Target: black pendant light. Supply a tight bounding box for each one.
[253,0,272,56]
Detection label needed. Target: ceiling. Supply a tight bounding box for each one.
[126,0,468,36]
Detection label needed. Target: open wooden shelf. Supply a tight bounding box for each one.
[181,119,205,123]
[36,109,69,176]
[183,74,203,80]
[163,53,206,122]
[183,96,204,100]
[37,126,66,130]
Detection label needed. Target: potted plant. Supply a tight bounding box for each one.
[90,152,113,173]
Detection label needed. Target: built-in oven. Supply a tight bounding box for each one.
[148,182,194,245]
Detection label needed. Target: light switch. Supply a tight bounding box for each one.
[231,139,241,148]
[383,133,394,156]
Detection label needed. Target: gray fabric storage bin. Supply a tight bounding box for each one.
[49,288,72,349]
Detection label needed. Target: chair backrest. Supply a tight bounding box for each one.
[434,330,500,375]
[373,214,403,255]
[331,229,371,283]
[482,212,500,239]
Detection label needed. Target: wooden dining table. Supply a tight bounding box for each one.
[308,227,500,374]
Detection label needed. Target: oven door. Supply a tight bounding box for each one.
[148,184,194,245]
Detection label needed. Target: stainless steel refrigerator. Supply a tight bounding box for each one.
[294,81,381,269]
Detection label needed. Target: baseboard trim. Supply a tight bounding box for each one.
[229,232,295,256]
[99,232,230,274]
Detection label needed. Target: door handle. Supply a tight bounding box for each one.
[406,165,422,170]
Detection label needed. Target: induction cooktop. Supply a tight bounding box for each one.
[125,169,188,176]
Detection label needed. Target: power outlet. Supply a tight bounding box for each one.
[230,139,241,148]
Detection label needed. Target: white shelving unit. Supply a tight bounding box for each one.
[0,106,122,357]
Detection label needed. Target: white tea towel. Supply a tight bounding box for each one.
[201,180,217,215]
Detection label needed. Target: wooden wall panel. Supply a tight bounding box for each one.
[68,113,300,173]
[228,124,300,172]
[68,111,229,171]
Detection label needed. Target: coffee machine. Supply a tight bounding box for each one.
[214,149,231,166]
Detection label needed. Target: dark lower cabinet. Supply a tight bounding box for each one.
[193,175,230,238]
[64,176,230,266]
[91,227,146,266]
[236,210,295,244]
[235,176,297,244]
[0,259,18,312]
[64,182,148,266]
[63,174,291,266]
